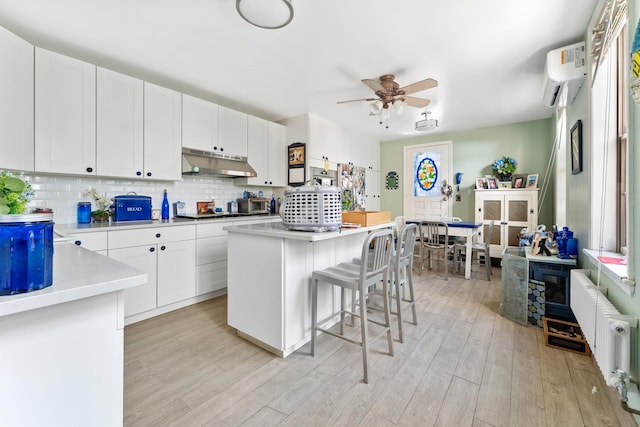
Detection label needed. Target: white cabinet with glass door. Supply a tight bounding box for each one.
[0,26,34,171]
[474,189,538,258]
[143,82,182,180]
[35,48,96,176]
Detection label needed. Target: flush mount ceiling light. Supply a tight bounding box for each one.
[236,0,294,29]
[415,111,438,131]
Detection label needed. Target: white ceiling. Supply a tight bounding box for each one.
[0,0,598,142]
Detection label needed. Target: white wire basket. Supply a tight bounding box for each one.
[281,185,342,232]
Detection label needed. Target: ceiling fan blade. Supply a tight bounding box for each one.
[337,98,378,104]
[399,78,438,95]
[361,78,385,93]
[402,96,430,108]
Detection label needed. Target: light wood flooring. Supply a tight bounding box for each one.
[123,265,637,426]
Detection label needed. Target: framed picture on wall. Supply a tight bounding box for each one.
[570,120,583,174]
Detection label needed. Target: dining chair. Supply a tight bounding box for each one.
[310,228,395,384]
[453,220,494,280]
[417,221,451,280]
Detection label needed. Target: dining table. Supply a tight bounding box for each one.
[407,219,482,279]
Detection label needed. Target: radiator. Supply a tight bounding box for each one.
[570,269,632,386]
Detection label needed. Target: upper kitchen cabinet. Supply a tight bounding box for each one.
[238,117,286,187]
[182,94,219,152]
[143,82,182,180]
[0,26,34,172]
[35,48,96,176]
[218,106,248,157]
[96,67,144,178]
[279,113,338,171]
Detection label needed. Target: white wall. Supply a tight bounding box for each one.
[24,173,280,225]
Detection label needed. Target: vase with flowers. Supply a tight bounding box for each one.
[492,156,517,181]
[83,188,113,222]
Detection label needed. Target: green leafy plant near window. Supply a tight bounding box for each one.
[0,171,33,214]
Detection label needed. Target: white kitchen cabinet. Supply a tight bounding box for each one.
[365,169,381,211]
[196,221,231,295]
[0,26,34,171]
[96,67,144,178]
[218,106,248,156]
[182,94,219,152]
[71,231,108,256]
[361,136,380,171]
[35,47,96,175]
[239,118,286,187]
[475,189,538,258]
[144,82,182,180]
[108,225,196,318]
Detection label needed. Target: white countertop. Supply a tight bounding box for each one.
[0,241,147,317]
[224,221,394,242]
[524,247,577,265]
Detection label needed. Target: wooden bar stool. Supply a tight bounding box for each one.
[310,228,394,384]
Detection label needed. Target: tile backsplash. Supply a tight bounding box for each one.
[23,173,283,225]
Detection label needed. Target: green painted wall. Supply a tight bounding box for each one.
[380,119,555,226]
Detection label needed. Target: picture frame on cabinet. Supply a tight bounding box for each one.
[288,142,306,187]
[526,174,539,188]
[486,177,498,189]
[570,120,583,174]
[475,177,486,189]
[513,175,526,188]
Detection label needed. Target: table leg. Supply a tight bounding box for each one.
[464,231,472,279]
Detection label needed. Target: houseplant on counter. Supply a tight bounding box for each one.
[492,156,517,181]
[0,170,33,214]
[83,188,113,222]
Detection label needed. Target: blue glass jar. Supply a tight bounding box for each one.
[77,202,91,224]
[0,213,54,295]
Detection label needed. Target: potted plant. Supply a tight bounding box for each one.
[83,188,113,222]
[0,170,33,214]
[492,156,517,181]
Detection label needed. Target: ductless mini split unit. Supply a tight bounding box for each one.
[542,41,586,107]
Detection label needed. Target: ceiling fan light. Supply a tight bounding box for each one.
[236,0,294,29]
[393,100,406,114]
[369,100,383,114]
[381,107,390,120]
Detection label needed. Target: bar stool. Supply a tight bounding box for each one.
[310,229,394,384]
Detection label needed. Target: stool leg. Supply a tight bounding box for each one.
[311,278,318,356]
[393,264,404,343]
[406,262,418,326]
[381,271,394,356]
[359,281,369,384]
[339,287,346,335]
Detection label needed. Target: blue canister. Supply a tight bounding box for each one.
[77,202,91,224]
[0,213,54,295]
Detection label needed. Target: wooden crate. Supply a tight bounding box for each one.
[341,211,391,227]
[543,317,591,355]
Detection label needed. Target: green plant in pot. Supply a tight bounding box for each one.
[83,188,113,222]
[0,171,33,215]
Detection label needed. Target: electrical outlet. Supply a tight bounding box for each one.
[455,194,461,202]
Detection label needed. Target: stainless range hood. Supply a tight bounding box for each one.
[182,147,257,178]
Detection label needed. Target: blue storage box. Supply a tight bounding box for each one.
[111,195,152,222]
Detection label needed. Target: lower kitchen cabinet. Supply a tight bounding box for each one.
[109,245,158,317]
[157,239,196,305]
[196,221,231,295]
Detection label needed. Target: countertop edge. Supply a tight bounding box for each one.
[224,222,395,241]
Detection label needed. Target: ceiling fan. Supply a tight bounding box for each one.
[337,74,438,117]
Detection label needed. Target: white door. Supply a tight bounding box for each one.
[403,141,452,220]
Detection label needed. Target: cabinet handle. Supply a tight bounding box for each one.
[86,167,93,173]
[146,172,152,177]
[149,247,155,252]
[220,147,224,152]
[160,245,166,251]
[213,146,218,151]
[74,240,81,246]
[264,181,268,185]
[155,233,161,238]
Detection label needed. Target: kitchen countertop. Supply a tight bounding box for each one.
[55,213,282,234]
[224,221,394,242]
[0,241,147,317]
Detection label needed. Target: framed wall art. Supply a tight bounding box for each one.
[526,174,539,188]
[288,142,306,186]
[570,120,583,174]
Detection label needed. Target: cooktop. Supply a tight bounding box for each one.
[176,212,268,219]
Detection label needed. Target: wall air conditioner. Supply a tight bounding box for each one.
[542,41,586,107]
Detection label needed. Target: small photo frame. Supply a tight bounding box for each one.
[499,181,512,189]
[475,177,486,189]
[512,175,526,189]
[486,177,498,189]
[526,174,539,188]
[570,120,583,174]
[288,143,305,166]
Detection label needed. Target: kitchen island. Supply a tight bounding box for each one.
[225,221,394,357]
[0,241,147,427]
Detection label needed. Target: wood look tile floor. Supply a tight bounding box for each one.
[123,266,636,427]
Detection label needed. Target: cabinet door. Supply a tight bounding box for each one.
[182,94,218,152]
[308,114,336,166]
[365,169,380,211]
[157,239,196,306]
[0,26,34,171]
[268,122,287,187]
[245,115,269,185]
[197,261,227,295]
[144,82,182,180]
[72,232,108,252]
[96,67,144,178]
[476,191,505,256]
[504,192,536,247]
[35,48,96,175]
[109,245,157,317]
[218,106,247,156]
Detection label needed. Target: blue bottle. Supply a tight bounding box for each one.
[161,189,170,219]
[270,195,276,214]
